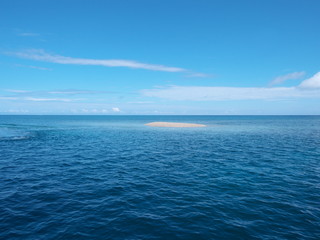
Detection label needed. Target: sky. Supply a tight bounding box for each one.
[0,0,320,115]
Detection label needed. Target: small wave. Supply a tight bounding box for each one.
[11,136,30,140]
[0,127,31,141]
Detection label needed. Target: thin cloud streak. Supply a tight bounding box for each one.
[0,96,78,102]
[185,72,212,78]
[9,49,186,72]
[5,89,30,93]
[0,97,18,100]
[270,71,305,86]
[47,90,108,95]
[14,64,52,71]
[1,88,120,103]
[24,97,73,102]
[4,89,114,96]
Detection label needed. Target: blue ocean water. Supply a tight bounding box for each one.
[0,115,319,240]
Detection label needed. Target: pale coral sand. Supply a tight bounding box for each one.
[145,122,206,128]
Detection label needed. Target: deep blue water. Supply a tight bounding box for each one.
[0,115,319,240]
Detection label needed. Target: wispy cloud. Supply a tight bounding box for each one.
[5,89,30,93]
[128,101,153,104]
[0,95,77,102]
[112,107,121,112]
[3,109,29,113]
[14,64,52,71]
[142,72,320,101]
[47,90,108,95]
[78,109,109,114]
[0,97,18,100]
[270,71,305,86]
[4,89,112,96]
[1,88,118,103]
[24,97,73,102]
[185,72,212,78]
[9,49,186,72]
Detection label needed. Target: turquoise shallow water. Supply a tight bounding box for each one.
[0,115,319,239]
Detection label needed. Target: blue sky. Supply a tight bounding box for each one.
[1,0,320,114]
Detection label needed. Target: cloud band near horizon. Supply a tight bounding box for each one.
[142,72,320,101]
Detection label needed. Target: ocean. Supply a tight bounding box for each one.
[0,115,319,239]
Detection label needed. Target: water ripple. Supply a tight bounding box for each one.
[0,116,319,239]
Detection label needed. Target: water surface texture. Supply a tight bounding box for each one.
[0,115,319,239]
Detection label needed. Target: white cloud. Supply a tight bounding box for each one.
[128,101,153,104]
[299,72,320,89]
[5,89,30,93]
[24,97,73,102]
[77,108,109,114]
[14,64,52,71]
[0,97,18,100]
[112,107,120,112]
[141,72,320,101]
[270,71,305,86]
[142,85,320,101]
[4,89,109,96]
[9,49,186,72]
[4,109,29,113]
[48,90,102,95]
[185,72,212,78]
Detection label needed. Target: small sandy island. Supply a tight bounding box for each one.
[145,122,206,128]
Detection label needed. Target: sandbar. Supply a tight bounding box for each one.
[145,122,206,128]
